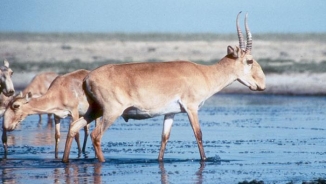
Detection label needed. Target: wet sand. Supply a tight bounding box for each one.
[1,94,326,183]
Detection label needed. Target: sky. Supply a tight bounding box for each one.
[0,0,326,34]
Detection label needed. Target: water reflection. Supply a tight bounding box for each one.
[159,161,206,184]
[195,162,205,184]
[2,114,55,151]
[1,168,15,184]
[57,162,102,184]
[159,162,168,184]
[0,158,211,183]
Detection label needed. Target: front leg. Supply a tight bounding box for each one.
[62,117,88,163]
[54,115,61,159]
[158,114,175,161]
[82,124,90,153]
[71,110,82,155]
[2,129,8,158]
[186,107,206,160]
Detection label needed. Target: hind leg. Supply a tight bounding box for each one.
[158,114,175,161]
[91,109,120,162]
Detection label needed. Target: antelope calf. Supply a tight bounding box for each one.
[62,12,266,162]
[3,69,93,158]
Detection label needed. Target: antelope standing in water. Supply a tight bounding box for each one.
[0,72,58,117]
[62,12,266,162]
[20,72,58,121]
[0,59,15,156]
[3,69,96,158]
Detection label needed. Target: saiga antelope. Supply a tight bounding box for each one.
[22,71,59,122]
[1,72,58,156]
[0,59,15,156]
[0,72,58,117]
[3,69,95,158]
[62,12,266,162]
[0,60,15,97]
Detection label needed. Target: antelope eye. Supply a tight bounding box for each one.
[247,59,253,64]
[12,104,20,109]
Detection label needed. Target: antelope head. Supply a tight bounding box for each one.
[227,12,265,91]
[3,92,32,131]
[0,60,15,97]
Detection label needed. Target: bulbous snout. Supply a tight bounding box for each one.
[3,122,17,132]
[2,112,20,132]
[254,83,266,91]
[3,89,15,97]
[1,78,15,97]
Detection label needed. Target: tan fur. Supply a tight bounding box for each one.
[0,72,58,117]
[61,13,266,162]
[62,48,266,163]
[22,72,58,97]
[3,69,93,158]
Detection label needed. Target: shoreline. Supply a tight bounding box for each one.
[2,33,326,96]
[12,72,326,96]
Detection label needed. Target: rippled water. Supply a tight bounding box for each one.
[1,94,326,183]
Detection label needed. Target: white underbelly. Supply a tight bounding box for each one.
[53,110,70,119]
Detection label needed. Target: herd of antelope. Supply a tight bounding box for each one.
[1,12,266,162]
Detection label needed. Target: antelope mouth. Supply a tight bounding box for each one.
[5,121,22,131]
[3,90,15,97]
[249,84,266,91]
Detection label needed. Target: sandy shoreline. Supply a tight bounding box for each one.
[2,34,326,96]
[12,72,326,96]
[2,39,326,63]
[221,73,326,95]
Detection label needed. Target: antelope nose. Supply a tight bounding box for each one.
[257,86,266,91]
[6,89,15,96]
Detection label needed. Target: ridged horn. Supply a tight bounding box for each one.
[236,11,245,51]
[245,13,252,53]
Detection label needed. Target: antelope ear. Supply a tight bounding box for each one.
[227,46,238,58]
[25,92,32,102]
[3,59,9,67]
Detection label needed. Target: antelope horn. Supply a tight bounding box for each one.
[236,11,245,51]
[245,13,252,53]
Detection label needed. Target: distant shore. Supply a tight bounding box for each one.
[12,72,326,96]
[2,33,326,96]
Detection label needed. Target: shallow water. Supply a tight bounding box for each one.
[1,94,326,183]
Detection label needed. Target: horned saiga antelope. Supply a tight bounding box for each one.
[62,12,266,162]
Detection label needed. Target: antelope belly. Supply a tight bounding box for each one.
[122,101,183,121]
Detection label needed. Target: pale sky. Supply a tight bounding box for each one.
[1,0,325,33]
